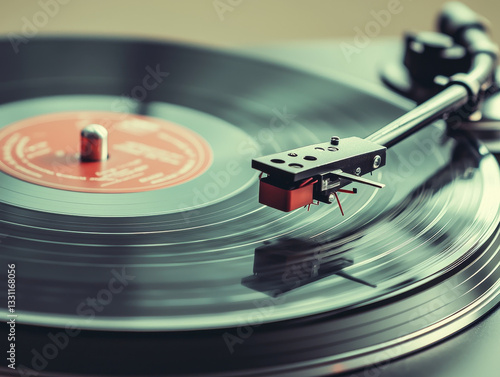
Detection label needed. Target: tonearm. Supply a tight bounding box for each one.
[252,2,498,212]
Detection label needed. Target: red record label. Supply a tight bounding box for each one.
[0,112,213,193]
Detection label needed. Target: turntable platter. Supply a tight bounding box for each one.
[0,38,498,376]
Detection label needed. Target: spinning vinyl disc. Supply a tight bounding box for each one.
[0,38,499,376]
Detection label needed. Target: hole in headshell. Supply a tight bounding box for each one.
[303,156,317,161]
[289,163,303,168]
[271,159,285,164]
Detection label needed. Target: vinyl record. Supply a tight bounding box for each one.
[0,37,498,376]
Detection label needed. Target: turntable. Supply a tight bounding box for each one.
[0,3,499,377]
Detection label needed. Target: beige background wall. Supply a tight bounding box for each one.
[0,0,499,47]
